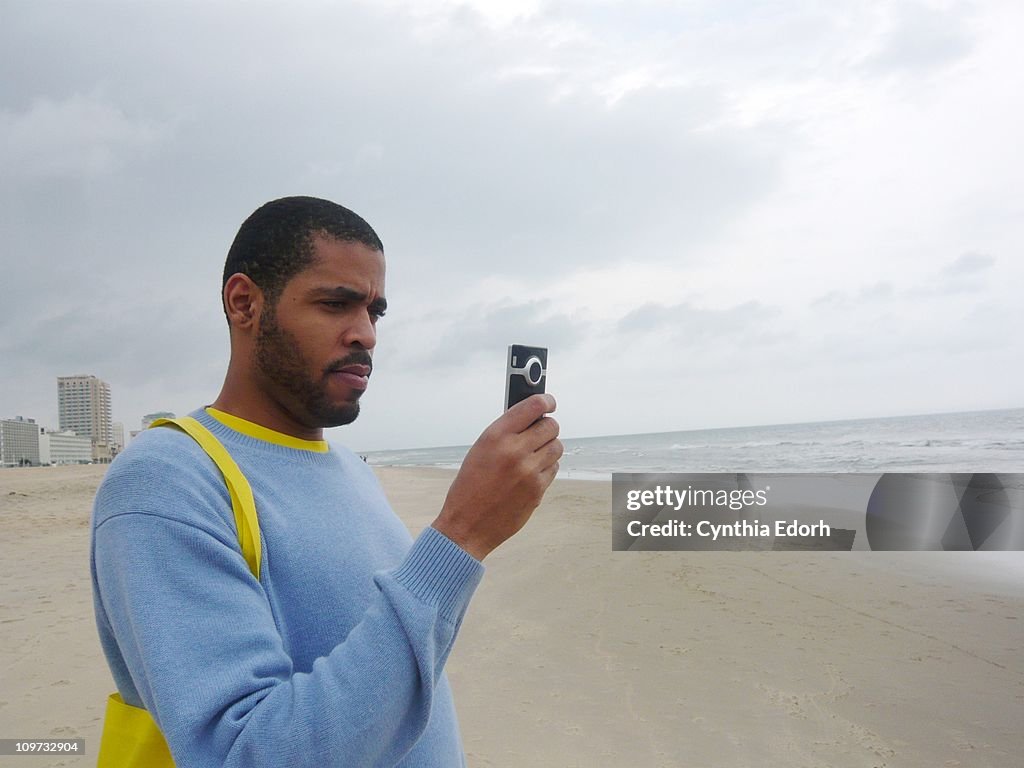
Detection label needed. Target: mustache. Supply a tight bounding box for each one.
[325,351,374,375]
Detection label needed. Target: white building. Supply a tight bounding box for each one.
[39,430,93,466]
[57,374,113,447]
[1,416,42,467]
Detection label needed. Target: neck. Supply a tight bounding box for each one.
[213,366,324,442]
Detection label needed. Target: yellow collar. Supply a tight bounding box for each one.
[205,407,330,453]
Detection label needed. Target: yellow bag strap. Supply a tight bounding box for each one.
[96,416,261,767]
[150,416,261,579]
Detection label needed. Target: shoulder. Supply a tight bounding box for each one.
[93,425,232,532]
[105,423,216,481]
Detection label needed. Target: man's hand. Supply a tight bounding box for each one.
[432,394,562,561]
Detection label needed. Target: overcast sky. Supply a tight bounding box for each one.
[2,0,1022,451]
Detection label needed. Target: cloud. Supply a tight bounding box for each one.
[398,299,585,369]
[811,250,998,310]
[1,0,1022,448]
[811,282,896,309]
[0,94,171,178]
[943,251,996,277]
[617,300,781,343]
[862,1,976,75]
[1,2,784,285]
[903,251,998,298]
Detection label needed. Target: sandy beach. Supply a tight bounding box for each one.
[1,463,1021,767]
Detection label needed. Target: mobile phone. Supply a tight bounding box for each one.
[505,344,547,411]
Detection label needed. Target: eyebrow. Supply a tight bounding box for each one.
[310,285,387,313]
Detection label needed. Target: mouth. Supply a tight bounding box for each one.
[328,364,371,391]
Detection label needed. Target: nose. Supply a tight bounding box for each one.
[342,307,377,350]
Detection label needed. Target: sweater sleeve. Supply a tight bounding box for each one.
[92,450,483,768]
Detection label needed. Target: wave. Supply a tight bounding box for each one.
[366,409,1024,474]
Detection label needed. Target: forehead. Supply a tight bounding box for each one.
[294,235,386,287]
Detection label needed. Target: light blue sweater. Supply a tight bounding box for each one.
[90,407,484,767]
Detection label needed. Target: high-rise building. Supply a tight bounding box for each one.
[57,374,113,449]
[113,422,125,451]
[0,416,41,467]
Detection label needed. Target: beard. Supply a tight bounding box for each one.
[254,308,368,428]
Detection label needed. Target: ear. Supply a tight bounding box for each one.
[223,273,264,331]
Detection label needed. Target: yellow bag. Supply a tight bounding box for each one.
[97,416,262,767]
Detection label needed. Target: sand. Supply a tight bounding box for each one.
[1,464,1021,767]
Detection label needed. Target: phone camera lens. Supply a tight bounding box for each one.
[525,357,543,386]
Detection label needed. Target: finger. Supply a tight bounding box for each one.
[522,415,560,452]
[536,437,564,468]
[502,393,556,433]
[538,460,560,489]
[525,437,563,476]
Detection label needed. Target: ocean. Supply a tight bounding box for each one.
[364,407,1024,479]
[366,407,1024,587]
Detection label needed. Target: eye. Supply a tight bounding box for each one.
[369,308,386,321]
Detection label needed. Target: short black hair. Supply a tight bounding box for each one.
[222,196,383,316]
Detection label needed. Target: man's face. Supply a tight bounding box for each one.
[254,235,386,429]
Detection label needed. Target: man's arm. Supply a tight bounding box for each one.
[434,394,562,560]
[93,443,481,767]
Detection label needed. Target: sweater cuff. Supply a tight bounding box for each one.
[391,527,485,624]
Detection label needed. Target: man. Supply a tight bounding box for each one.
[91,196,562,766]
